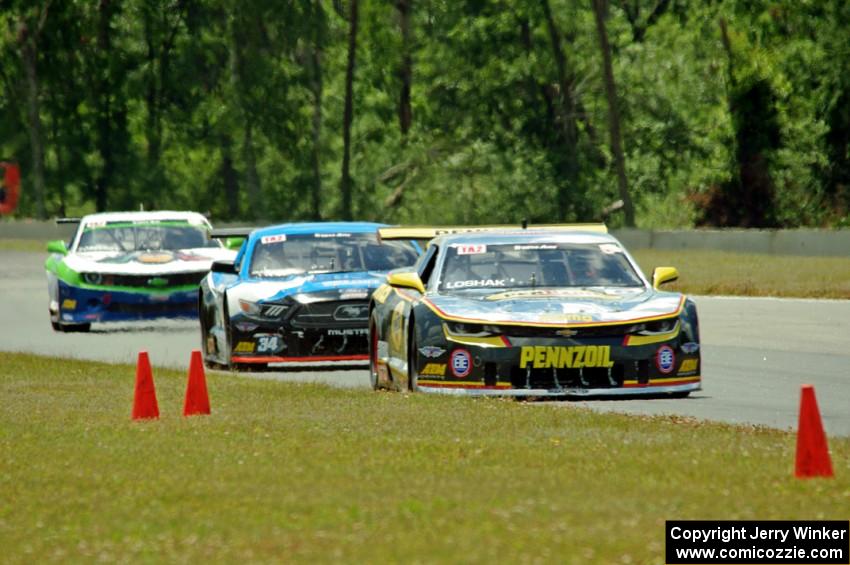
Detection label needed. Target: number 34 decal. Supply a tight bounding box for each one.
[256,334,282,353]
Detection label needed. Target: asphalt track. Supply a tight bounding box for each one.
[2,249,848,436]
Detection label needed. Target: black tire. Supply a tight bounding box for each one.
[407,319,419,392]
[368,310,382,390]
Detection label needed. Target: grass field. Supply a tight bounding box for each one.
[2,352,847,563]
[632,249,850,299]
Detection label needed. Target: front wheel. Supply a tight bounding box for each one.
[407,321,419,393]
[369,311,382,390]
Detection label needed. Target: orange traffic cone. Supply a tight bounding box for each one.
[132,351,159,420]
[795,385,833,478]
[183,350,211,416]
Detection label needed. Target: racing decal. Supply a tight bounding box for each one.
[679,358,699,373]
[681,342,700,354]
[445,279,506,289]
[519,345,614,369]
[233,341,255,353]
[539,312,594,323]
[137,252,174,264]
[256,335,282,353]
[450,349,472,378]
[389,302,406,354]
[484,288,613,301]
[455,244,486,255]
[314,232,353,238]
[260,234,287,244]
[340,290,369,300]
[372,284,393,304]
[62,299,77,310]
[513,244,556,250]
[419,346,446,358]
[328,328,369,336]
[599,243,622,254]
[420,363,447,376]
[656,345,675,374]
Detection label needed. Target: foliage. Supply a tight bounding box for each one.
[1,0,849,227]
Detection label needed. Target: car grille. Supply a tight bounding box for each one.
[509,363,626,389]
[290,300,370,329]
[107,271,208,288]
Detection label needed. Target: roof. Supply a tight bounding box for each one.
[433,230,620,247]
[81,211,210,225]
[251,221,387,239]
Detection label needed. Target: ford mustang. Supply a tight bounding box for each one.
[199,222,420,370]
[368,225,701,397]
[45,211,235,332]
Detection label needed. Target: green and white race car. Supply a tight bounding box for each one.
[45,211,235,332]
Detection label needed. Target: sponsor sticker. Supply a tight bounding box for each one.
[455,244,486,255]
[328,328,368,336]
[420,363,446,376]
[599,243,622,254]
[445,279,506,289]
[314,232,352,238]
[340,290,369,300]
[514,244,557,250]
[138,252,174,264]
[419,346,446,358]
[61,299,77,310]
[539,312,594,323]
[260,234,287,244]
[450,349,472,378]
[233,341,255,353]
[519,345,614,369]
[656,345,675,374]
[372,284,393,304]
[679,358,699,373]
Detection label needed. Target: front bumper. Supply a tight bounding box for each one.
[405,334,701,398]
[56,280,198,323]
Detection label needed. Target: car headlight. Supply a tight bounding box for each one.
[239,299,262,317]
[82,272,103,285]
[633,318,678,335]
[445,322,502,337]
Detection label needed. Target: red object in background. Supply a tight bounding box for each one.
[795,384,833,478]
[0,162,20,215]
[183,350,211,416]
[132,351,160,420]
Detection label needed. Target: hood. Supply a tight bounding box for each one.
[65,247,236,275]
[426,287,684,326]
[233,270,387,304]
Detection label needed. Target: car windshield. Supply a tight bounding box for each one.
[250,232,418,277]
[76,221,218,252]
[438,242,644,291]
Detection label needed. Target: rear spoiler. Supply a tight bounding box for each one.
[210,227,256,239]
[55,218,82,225]
[378,223,607,241]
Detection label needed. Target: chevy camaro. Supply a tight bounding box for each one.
[45,211,234,332]
[369,225,701,397]
[199,222,420,370]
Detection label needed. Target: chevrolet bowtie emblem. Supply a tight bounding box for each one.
[556,328,578,337]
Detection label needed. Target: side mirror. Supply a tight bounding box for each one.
[224,237,244,250]
[211,259,237,275]
[652,266,679,289]
[386,271,426,294]
[46,240,68,255]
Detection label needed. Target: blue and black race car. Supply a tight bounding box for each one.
[199,222,420,370]
[369,225,701,397]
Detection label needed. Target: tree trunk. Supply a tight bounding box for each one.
[397,0,413,136]
[94,0,115,212]
[592,0,635,226]
[20,38,47,219]
[242,122,262,219]
[221,135,239,218]
[310,0,324,220]
[541,0,579,221]
[340,0,359,221]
